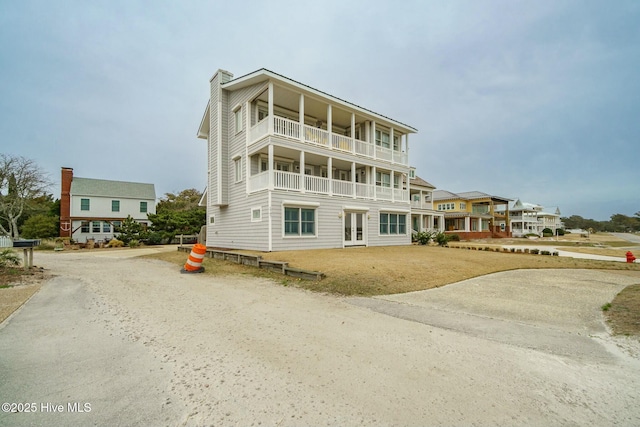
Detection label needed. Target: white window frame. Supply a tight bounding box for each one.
[233,105,242,134]
[379,212,408,236]
[251,207,262,222]
[233,155,243,183]
[281,201,319,238]
[209,215,215,224]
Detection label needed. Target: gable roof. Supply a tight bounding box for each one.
[70,177,156,200]
[433,190,512,203]
[432,190,460,201]
[410,176,435,189]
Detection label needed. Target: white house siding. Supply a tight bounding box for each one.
[70,195,155,243]
[205,81,271,251]
[269,192,410,251]
[206,192,270,251]
[70,196,153,220]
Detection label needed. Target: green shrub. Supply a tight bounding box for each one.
[20,214,59,239]
[530,249,540,254]
[541,250,551,255]
[128,239,140,248]
[414,231,435,245]
[557,229,565,236]
[434,232,450,246]
[448,234,460,242]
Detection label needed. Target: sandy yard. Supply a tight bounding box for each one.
[1,248,640,426]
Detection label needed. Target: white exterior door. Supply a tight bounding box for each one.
[344,211,366,246]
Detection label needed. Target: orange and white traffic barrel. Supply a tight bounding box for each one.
[181,244,206,273]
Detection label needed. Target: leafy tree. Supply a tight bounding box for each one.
[0,154,51,238]
[156,188,203,213]
[147,189,205,244]
[20,214,59,239]
[115,215,148,245]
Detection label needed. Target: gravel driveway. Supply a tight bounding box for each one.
[1,249,639,426]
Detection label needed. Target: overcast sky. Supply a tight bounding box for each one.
[1,0,638,220]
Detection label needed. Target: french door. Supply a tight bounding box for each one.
[344,211,366,246]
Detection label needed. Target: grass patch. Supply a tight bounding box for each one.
[144,246,640,297]
[603,284,640,336]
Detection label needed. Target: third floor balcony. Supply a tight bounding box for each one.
[249,115,408,166]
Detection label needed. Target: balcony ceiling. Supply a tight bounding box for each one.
[257,85,375,129]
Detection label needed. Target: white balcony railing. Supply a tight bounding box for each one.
[247,170,409,203]
[249,116,408,166]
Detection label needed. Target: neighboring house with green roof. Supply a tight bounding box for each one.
[60,167,156,243]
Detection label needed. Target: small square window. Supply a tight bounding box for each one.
[81,198,90,211]
[251,207,262,222]
[81,221,90,233]
[103,222,111,233]
[210,215,215,224]
[112,200,120,212]
[140,201,147,213]
[92,221,101,233]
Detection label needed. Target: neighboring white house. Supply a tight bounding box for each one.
[60,167,156,243]
[496,199,563,237]
[409,169,445,235]
[197,68,418,251]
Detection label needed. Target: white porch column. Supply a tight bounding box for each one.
[464,216,470,232]
[371,120,376,160]
[351,162,356,198]
[299,150,305,193]
[327,104,332,149]
[405,133,409,159]
[268,144,274,190]
[391,169,395,202]
[268,82,274,135]
[327,157,333,196]
[245,100,250,195]
[390,127,394,151]
[350,112,356,154]
[364,120,370,143]
[299,93,305,142]
[372,166,377,201]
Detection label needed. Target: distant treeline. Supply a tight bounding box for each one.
[561,213,640,233]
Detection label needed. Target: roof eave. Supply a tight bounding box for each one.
[221,68,417,134]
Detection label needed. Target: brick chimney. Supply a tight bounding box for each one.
[60,167,73,238]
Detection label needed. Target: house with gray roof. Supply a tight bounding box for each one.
[495,199,563,237]
[60,167,156,243]
[197,68,417,251]
[432,189,512,239]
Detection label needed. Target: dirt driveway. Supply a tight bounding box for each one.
[1,249,639,426]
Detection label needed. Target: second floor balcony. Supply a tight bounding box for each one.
[248,169,409,203]
[249,116,408,166]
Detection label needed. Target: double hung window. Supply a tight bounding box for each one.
[379,213,407,235]
[284,207,316,237]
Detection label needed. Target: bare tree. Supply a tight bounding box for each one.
[0,154,51,238]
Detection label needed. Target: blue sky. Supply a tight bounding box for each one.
[1,0,638,220]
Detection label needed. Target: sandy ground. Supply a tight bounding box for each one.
[1,248,640,426]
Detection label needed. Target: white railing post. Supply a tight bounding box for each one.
[328,157,333,196]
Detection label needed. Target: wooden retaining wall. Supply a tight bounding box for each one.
[177,246,325,281]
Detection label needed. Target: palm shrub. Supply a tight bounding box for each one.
[0,249,21,268]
